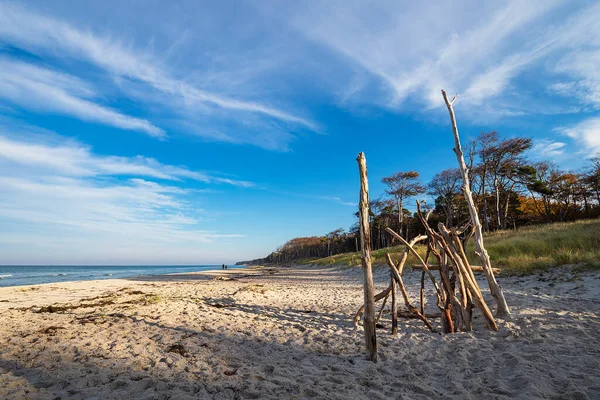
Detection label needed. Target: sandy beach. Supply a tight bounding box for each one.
[1,264,599,399]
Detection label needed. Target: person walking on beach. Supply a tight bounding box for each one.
[222,264,225,270]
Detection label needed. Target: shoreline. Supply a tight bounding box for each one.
[0,265,262,311]
[0,264,250,291]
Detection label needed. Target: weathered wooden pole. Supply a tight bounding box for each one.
[441,89,510,318]
[391,273,398,334]
[356,152,377,362]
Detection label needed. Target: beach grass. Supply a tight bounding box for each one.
[302,219,600,275]
[467,218,600,275]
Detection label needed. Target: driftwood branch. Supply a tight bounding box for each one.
[436,223,499,331]
[390,273,398,334]
[385,254,435,332]
[410,265,501,275]
[376,291,390,324]
[441,89,510,318]
[353,286,392,325]
[356,152,377,362]
[384,227,443,303]
[353,234,427,325]
[397,311,441,319]
[414,202,454,325]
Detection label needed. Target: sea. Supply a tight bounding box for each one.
[0,265,243,288]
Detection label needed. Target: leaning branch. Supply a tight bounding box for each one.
[441,89,510,318]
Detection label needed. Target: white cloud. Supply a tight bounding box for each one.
[0,58,165,137]
[274,0,564,110]
[0,175,243,262]
[554,50,600,109]
[254,0,600,129]
[531,139,567,159]
[557,118,600,156]
[0,2,315,131]
[0,134,254,187]
[464,53,535,106]
[314,196,356,207]
[0,131,251,263]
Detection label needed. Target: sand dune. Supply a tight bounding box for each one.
[0,265,599,399]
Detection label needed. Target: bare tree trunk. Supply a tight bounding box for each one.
[494,176,501,228]
[502,189,511,230]
[397,199,403,237]
[356,152,377,362]
[482,192,490,232]
[480,168,490,233]
[441,90,510,318]
[543,196,552,222]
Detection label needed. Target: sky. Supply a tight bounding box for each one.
[1,0,599,265]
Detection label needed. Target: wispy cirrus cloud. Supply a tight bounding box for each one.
[0,58,165,138]
[0,1,316,149]
[259,0,600,127]
[553,50,600,110]
[314,196,356,207]
[271,0,564,110]
[0,133,254,187]
[531,139,567,160]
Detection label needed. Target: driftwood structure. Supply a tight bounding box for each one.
[441,89,510,318]
[356,152,377,362]
[353,92,511,359]
[355,201,499,334]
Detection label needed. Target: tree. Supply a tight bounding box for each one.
[573,171,592,217]
[428,168,461,227]
[586,156,600,207]
[382,171,426,237]
[491,137,533,229]
[520,162,556,222]
[553,172,578,221]
[326,228,345,256]
[475,131,499,232]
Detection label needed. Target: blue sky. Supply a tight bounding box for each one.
[1,0,599,265]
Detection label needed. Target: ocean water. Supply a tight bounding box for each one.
[0,265,242,288]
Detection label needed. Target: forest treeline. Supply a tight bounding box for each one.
[237,131,600,265]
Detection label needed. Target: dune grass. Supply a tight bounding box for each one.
[302,219,600,275]
[466,219,600,275]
